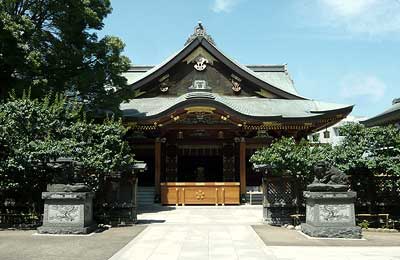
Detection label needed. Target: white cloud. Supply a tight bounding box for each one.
[321,0,377,17]
[211,0,240,13]
[339,74,386,102]
[315,0,400,35]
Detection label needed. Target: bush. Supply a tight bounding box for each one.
[0,93,135,207]
[250,137,333,184]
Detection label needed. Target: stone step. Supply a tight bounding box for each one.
[137,189,156,205]
[137,192,154,196]
[246,193,263,205]
[137,187,156,206]
[137,187,155,190]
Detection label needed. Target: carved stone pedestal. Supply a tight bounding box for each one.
[38,188,96,234]
[301,191,361,239]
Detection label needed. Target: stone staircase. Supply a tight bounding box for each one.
[246,191,263,205]
[137,186,155,207]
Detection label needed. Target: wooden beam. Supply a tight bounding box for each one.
[239,137,247,198]
[155,138,162,198]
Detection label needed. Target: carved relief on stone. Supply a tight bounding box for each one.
[319,204,351,223]
[48,205,80,223]
[194,56,208,71]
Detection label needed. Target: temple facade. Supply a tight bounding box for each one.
[120,23,353,205]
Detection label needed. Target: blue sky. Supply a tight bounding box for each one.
[99,0,400,117]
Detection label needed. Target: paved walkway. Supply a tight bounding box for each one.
[109,206,274,260]
[109,206,400,260]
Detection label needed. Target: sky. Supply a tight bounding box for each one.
[98,0,400,117]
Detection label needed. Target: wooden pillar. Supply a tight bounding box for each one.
[239,137,246,198]
[155,138,161,199]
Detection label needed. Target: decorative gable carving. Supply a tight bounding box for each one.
[183,46,217,66]
[194,57,208,71]
[185,21,216,46]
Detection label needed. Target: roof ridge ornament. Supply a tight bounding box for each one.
[185,21,216,46]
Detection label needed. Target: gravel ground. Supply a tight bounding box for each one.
[0,226,146,260]
[253,225,400,246]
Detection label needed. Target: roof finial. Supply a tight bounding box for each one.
[185,21,216,46]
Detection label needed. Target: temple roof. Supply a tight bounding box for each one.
[361,98,400,127]
[121,92,352,121]
[120,22,353,127]
[122,64,300,97]
[123,22,304,99]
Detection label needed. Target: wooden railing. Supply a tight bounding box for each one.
[161,182,240,205]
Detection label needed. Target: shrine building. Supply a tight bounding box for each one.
[120,23,353,205]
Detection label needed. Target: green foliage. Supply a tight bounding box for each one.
[358,219,369,229]
[250,123,400,185]
[250,137,333,183]
[333,123,400,176]
[0,93,135,194]
[0,0,131,112]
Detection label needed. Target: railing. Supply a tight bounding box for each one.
[0,212,41,228]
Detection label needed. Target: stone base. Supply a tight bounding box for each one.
[37,224,97,234]
[301,223,362,239]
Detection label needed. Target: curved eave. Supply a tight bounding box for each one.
[121,97,353,124]
[361,109,400,127]
[128,37,305,100]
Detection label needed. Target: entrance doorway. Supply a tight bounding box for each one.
[177,155,223,182]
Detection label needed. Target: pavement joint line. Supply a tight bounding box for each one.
[297,230,367,241]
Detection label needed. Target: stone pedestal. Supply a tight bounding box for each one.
[38,191,96,234]
[301,191,361,238]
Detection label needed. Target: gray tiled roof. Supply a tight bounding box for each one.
[123,64,300,96]
[120,92,351,119]
[361,98,400,126]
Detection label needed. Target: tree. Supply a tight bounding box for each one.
[0,93,135,203]
[332,123,400,175]
[250,124,400,205]
[0,0,131,112]
[250,137,333,183]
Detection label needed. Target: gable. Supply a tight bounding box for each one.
[137,46,282,98]
[125,35,305,100]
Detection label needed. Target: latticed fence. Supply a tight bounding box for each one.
[262,175,302,225]
[0,199,42,228]
[350,173,400,217]
[263,173,400,228]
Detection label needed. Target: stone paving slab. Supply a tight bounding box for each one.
[109,224,276,260]
[109,205,400,260]
[109,206,275,260]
